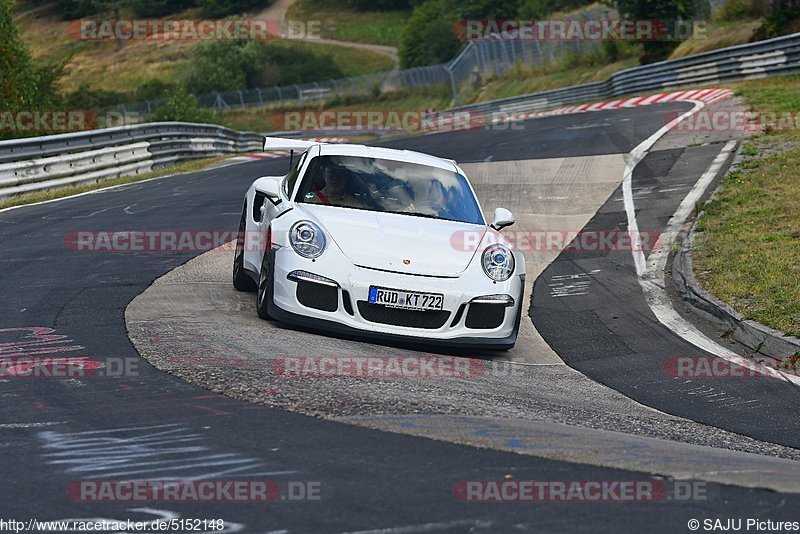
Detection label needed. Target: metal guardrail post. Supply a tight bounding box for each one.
[446,66,458,106]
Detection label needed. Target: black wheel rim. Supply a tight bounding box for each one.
[258,261,269,307]
[234,213,246,279]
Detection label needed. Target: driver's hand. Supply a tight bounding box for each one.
[403,203,415,213]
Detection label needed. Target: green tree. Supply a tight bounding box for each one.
[0,0,61,110]
[754,0,800,39]
[611,0,693,63]
[399,0,462,68]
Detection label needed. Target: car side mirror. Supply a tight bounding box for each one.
[491,208,515,231]
[257,177,281,202]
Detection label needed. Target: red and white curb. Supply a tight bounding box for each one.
[502,88,735,121]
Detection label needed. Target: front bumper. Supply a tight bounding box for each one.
[266,248,525,350]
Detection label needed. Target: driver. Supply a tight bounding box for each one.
[312,166,364,209]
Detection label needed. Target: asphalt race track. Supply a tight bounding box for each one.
[3,101,800,533]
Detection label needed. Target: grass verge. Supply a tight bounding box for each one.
[692,75,800,338]
[270,40,394,78]
[0,156,232,211]
[669,19,762,59]
[287,0,409,47]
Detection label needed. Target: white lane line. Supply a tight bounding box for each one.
[0,422,64,428]
[621,98,704,276]
[623,108,800,386]
[637,142,739,357]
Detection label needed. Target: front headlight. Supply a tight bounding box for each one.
[290,221,326,258]
[482,244,514,281]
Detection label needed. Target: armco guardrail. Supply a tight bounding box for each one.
[450,31,800,114]
[0,122,263,200]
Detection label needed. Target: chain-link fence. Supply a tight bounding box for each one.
[115,64,453,117]
[445,5,616,104]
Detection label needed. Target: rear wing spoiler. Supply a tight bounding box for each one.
[262,137,326,151]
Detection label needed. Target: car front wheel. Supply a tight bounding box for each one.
[256,249,273,320]
[233,206,257,292]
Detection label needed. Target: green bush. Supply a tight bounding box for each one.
[199,0,265,18]
[129,0,198,17]
[450,0,522,17]
[57,0,102,19]
[63,85,127,108]
[137,79,176,101]
[151,86,217,123]
[714,0,769,21]
[518,0,595,18]
[346,0,415,10]
[185,42,249,93]
[611,0,694,63]
[399,0,462,68]
[57,0,268,19]
[184,41,344,94]
[754,1,800,39]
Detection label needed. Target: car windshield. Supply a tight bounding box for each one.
[294,155,484,225]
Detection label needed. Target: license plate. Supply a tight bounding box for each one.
[368,286,444,311]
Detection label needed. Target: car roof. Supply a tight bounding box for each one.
[317,144,458,173]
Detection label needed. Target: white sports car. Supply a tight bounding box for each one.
[232,138,525,350]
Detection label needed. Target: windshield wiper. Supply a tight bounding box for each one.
[394,211,447,220]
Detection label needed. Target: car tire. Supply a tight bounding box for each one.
[256,249,273,320]
[233,206,257,292]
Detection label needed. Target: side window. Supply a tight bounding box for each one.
[284,151,307,197]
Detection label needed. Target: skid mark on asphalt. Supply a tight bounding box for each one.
[549,270,602,298]
[38,423,297,479]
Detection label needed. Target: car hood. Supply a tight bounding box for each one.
[298,204,486,277]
